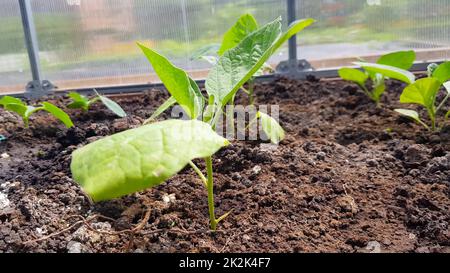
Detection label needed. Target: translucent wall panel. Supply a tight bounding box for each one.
[0,0,31,93]
[29,0,287,90]
[295,0,450,69]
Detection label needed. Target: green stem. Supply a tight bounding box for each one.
[227,95,236,138]
[436,92,449,114]
[188,161,207,187]
[248,79,255,105]
[205,156,217,231]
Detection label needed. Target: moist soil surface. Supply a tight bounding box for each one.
[0,76,449,253]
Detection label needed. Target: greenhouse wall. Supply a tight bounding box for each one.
[0,0,449,94]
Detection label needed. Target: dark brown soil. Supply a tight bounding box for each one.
[0,76,449,253]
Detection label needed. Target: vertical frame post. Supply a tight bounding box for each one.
[18,0,53,96]
[287,0,297,66]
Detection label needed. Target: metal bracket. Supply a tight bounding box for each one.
[275,59,314,75]
[24,80,55,98]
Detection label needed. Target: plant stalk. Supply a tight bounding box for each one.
[205,156,217,231]
[248,79,255,105]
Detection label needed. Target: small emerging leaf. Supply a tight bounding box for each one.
[444,81,450,95]
[257,111,285,144]
[354,62,415,84]
[98,95,127,118]
[432,62,450,84]
[399,77,441,110]
[67,92,90,110]
[71,119,229,201]
[218,13,259,56]
[338,68,368,87]
[394,109,420,122]
[138,43,204,119]
[376,50,415,70]
[41,102,74,128]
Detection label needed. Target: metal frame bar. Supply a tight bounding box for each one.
[3,62,436,98]
[18,0,54,97]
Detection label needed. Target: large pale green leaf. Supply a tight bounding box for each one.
[137,43,204,119]
[206,18,315,108]
[71,119,229,201]
[338,68,368,87]
[376,50,416,70]
[399,77,441,110]
[41,102,74,128]
[257,111,285,144]
[354,62,415,84]
[432,61,450,84]
[218,13,259,56]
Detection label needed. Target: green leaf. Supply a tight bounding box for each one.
[394,109,421,122]
[218,13,259,56]
[70,119,229,201]
[432,62,450,84]
[2,103,28,117]
[376,50,416,70]
[146,96,177,123]
[137,42,204,119]
[399,77,441,110]
[0,96,27,117]
[98,95,127,118]
[206,18,315,108]
[372,78,386,102]
[41,102,74,128]
[338,68,368,87]
[67,92,90,110]
[446,110,450,119]
[354,62,415,84]
[0,96,24,107]
[257,111,285,144]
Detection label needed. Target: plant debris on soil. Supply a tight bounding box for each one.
[0,76,449,253]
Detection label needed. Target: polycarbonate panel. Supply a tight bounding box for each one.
[30,0,287,90]
[0,0,31,93]
[295,0,450,69]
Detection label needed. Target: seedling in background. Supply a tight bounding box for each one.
[0,96,73,128]
[70,15,315,231]
[67,90,127,118]
[395,78,449,131]
[338,50,416,105]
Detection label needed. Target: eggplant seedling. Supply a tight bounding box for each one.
[67,90,127,118]
[338,50,416,105]
[395,78,449,131]
[0,96,73,128]
[70,15,314,231]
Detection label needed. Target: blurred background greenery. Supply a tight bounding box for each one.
[1,0,449,89]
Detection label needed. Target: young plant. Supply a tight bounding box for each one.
[191,13,274,105]
[67,90,127,118]
[0,96,73,128]
[70,15,314,231]
[338,50,416,105]
[395,78,449,131]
